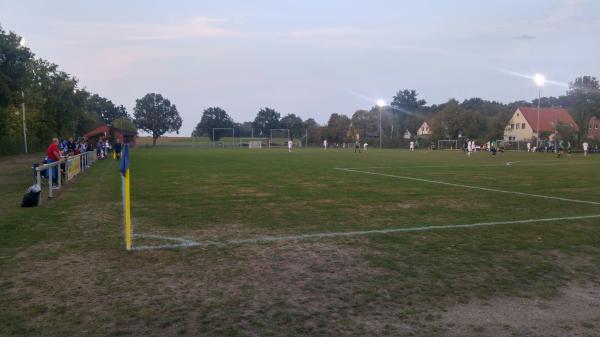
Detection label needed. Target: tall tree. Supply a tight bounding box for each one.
[280,113,304,139]
[351,109,377,138]
[326,113,351,142]
[0,25,33,139]
[391,89,427,112]
[192,107,234,140]
[568,76,600,95]
[252,107,281,137]
[134,93,182,146]
[566,76,600,140]
[86,93,129,124]
[302,118,320,143]
[431,99,463,140]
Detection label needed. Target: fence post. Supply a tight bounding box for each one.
[57,160,62,188]
[36,169,42,205]
[48,164,53,198]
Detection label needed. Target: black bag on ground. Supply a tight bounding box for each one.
[21,184,41,207]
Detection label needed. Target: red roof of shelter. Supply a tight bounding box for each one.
[84,124,110,138]
[84,124,137,138]
[517,107,579,132]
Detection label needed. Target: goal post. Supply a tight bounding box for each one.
[212,128,235,148]
[269,129,290,149]
[437,139,458,150]
[239,138,269,149]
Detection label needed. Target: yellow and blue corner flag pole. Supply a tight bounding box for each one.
[120,144,132,250]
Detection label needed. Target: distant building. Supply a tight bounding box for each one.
[84,124,138,146]
[503,107,578,142]
[403,129,413,139]
[588,116,600,140]
[417,121,432,136]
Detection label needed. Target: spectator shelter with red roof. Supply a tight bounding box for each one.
[503,107,579,142]
[84,124,138,146]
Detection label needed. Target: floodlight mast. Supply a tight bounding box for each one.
[19,37,28,153]
[534,74,546,148]
[377,100,385,148]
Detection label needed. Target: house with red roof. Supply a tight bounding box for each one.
[503,107,578,142]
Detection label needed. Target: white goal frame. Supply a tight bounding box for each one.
[269,129,290,149]
[212,128,235,148]
[437,139,458,150]
[239,138,269,149]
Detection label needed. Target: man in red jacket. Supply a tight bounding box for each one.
[46,138,61,188]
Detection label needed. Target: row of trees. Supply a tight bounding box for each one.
[192,107,319,142]
[0,24,185,153]
[191,76,600,146]
[0,25,136,154]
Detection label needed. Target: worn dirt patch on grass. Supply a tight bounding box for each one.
[232,187,272,197]
[440,282,600,337]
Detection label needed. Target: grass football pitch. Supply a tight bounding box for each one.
[2,147,600,336]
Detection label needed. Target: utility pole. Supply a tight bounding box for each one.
[21,90,28,153]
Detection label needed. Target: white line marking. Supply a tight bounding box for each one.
[132,242,201,250]
[336,168,600,206]
[130,214,600,250]
[132,233,199,244]
[335,160,598,170]
[131,233,201,250]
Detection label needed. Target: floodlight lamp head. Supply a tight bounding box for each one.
[533,74,546,87]
[376,99,385,108]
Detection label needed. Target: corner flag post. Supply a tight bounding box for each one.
[120,144,132,250]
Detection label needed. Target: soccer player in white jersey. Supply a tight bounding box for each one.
[527,142,531,152]
[288,139,293,152]
[467,140,472,157]
[409,141,414,151]
[323,139,328,149]
[583,141,589,156]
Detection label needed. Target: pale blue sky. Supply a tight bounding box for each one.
[1,0,599,134]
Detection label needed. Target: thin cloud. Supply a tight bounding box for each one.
[46,16,254,45]
[287,27,375,39]
[514,34,536,40]
[387,44,499,59]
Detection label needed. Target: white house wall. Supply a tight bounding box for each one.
[504,109,534,141]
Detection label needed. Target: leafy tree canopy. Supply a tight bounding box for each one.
[391,89,427,112]
[252,107,281,136]
[134,93,182,146]
[280,113,304,139]
[192,107,234,140]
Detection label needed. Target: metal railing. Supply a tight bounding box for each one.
[34,151,98,203]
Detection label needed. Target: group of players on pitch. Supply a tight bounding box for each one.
[461,139,592,158]
[285,136,593,158]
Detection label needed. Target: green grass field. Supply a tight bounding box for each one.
[2,147,600,336]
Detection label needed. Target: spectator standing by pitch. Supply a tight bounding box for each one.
[46,138,61,189]
[114,139,123,159]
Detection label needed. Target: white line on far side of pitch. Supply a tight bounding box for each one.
[335,160,598,170]
[335,168,600,206]
[130,214,600,251]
